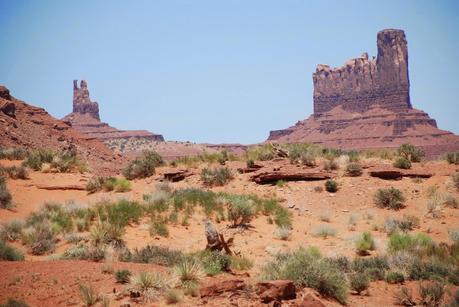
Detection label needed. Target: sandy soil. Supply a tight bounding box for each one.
[1,158,458,306]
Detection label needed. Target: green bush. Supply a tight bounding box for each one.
[323,159,339,171]
[289,146,317,166]
[115,269,132,283]
[123,150,164,180]
[227,196,255,226]
[0,239,24,261]
[352,256,389,281]
[79,284,100,306]
[313,224,337,239]
[246,159,255,168]
[393,157,412,169]
[114,178,131,192]
[22,149,54,171]
[350,272,369,295]
[385,271,405,284]
[446,152,459,165]
[374,187,405,210]
[201,167,232,186]
[274,206,292,228]
[0,176,13,209]
[149,220,169,237]
[261,247,348,304]
[130,245,183,266]
[346,162,363,177]
[0,165,28,180]
[198,250,231,276]
[388,232,433,254]
[355,232,375,255]
[0,148,28,160]
[397,144,424,162]
[173,257,204,288]
[325,179,338,193]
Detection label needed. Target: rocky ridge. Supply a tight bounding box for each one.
[268,29,459,157]
[63,80,164,143]
[0,85,125,174]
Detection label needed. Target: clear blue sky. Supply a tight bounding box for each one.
[1,1,458,144]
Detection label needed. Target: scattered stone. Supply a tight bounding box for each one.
[256,280,296,303]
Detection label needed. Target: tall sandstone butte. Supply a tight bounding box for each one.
[63,80,164,143]
[268,29,459,157]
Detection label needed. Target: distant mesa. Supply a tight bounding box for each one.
[268,29,459,157]
[63,80,164,143]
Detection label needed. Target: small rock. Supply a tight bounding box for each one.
[256,280,296,303]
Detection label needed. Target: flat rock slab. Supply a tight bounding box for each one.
[200,279,246,298]
[32,184,87,191]
[251,168,333,184]
[162,169,193,182]
[369,167,432,180]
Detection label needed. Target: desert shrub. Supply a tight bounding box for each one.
[446,152,459,165]
[388,233,433,254]
[0,176,13,209]
[324,179,338,193]
[85,178,102,193]
[27,223,57,255]
[62,244,90,260]
[313,224,337,239]
[394,287,416,306]
[449,229,459,243]
[261,247,348,304]
[385,215,420,234]
[198,250,231,276]
[276,179,286,187]
[173,257,204,288]
[346,162,363,177]
[453,174,459,191]
[246,144,275,161]
[398,144,425,162]
[275,226,292,240]
[289,146,317,166]
[22,149,54,171]
[323,159,339,170]
[374,187,405,210]
[246,159,255,168]
[274,206,292,228]
[0,298,29,307]
[132,272,167,299]
[79,284,99,306]
[115,269,132,283]
[352,256,389,281]
[408,259,450,281]
[386,271,405,284]
[98,199,143,227]
[227,196,255,226]
[347,150,360,162]
[393,157,412,169]
[201,167,232,186]
[114,178,131,192]
[149,220,169,237]
[123,150,164,180]
[0,165,28,180]
[165,289,181,304]
[50,151,85,173]
[229,255,253,271]
[0,148,28,160]
[442,194,458,208]
[130,245,183,266]
[419,282,445,307]
[0,239,24,261]
[356,232,375,255]
[350,272,369,295]
[0,220,23,242]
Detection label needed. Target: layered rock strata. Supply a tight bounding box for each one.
[268,29,459,157]
[63,80,164,142]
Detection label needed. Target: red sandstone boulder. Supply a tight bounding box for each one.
[251,168,333,184]
[297,291,327,307]
[200,279,246,298]
[256,280,296,303]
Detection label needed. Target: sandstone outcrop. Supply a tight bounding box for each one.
[0,85,126,175]
[268,29,459,157]
[251,167,333,184]
[63,80,164,144]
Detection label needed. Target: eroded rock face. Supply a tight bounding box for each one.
[268,29,459,157]
[313,29,410,116]
[73,80,100,120]
[63,80,164,144]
